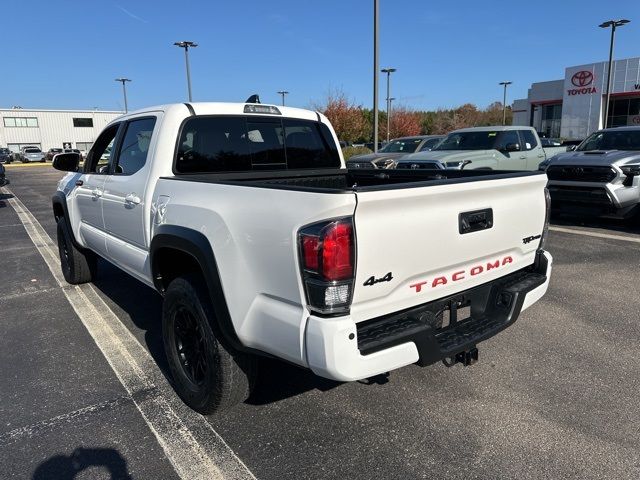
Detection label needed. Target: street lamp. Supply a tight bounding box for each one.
[599,19,630,128]
[277,90,289,106]
[373,0,379,152]
[174,41,198,102]
[499,81,512,125]
[388,97,396,140]
[381,67,397,143]
[115,78,131,113]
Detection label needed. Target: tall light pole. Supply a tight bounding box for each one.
[115,78,131,113]
[373,0,379,152]
[599,19,630,128]
[499,81,512,125]
[174,41,198,102]
[277,90,289,106]
[388,97,395,139]
[381,67,396,143]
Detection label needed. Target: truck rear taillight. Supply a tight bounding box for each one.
[298,218,355,314]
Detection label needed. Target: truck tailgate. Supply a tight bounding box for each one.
[350,173,548,323]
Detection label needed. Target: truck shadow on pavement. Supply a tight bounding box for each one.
[32,447,132,480]
[0,192,14,208]
[91,259,349,405]
[248,358,341,405]
[91,260,169,373]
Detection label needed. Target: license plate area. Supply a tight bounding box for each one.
[418,298,472,331]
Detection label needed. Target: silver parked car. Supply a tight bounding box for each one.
[346,135,444,169]
[20,147,45,163]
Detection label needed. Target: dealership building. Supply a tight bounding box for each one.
[512,56,640,140]
[0,108,123,153]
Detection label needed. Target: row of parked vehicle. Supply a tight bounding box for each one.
[0,147,84,164]
[346,126,571,171]
[347,125,640,220]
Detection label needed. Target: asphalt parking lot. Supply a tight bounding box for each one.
[1,164,639,479]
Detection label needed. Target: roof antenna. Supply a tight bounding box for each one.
[245,94,261,104]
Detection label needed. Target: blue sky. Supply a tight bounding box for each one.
[3,0,639,112]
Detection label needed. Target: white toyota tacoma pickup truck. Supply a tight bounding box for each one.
[51,102,553,414]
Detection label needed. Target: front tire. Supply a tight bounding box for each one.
[162,274,256,414]
[56,218,97,284]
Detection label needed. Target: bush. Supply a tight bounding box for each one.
[342,146,372,160]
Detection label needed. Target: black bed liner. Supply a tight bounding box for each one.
[160,168,544,194]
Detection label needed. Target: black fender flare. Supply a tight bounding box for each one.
[150,224,248,354]
[52,191,84,250]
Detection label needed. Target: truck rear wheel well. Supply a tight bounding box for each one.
[153,248,203,292]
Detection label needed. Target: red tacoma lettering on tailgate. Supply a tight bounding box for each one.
[409,256,514,293]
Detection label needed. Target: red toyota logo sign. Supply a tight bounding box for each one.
[571,71,594,87]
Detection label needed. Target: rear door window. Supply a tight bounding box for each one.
[175,116,340,173]
[495,131,521,151]
[520,130,538,150]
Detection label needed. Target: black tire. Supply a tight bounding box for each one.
[56,218,97,284]
[162,274,256,414]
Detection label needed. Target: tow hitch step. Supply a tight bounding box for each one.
[443,347,478,367]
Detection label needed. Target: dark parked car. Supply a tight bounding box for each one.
[347,135,445,169]
[45,148,63,162]
[64,148,83,160]
[0,148,12,163]
[561,139,584,150]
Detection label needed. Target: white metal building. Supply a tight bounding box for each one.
[513,57,640,140]
[0,108,123,153]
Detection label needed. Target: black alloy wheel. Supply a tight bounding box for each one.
[173,306,208,387]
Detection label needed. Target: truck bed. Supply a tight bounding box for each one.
[161,168,545,193]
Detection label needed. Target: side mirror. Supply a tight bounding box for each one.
[504,143,520,152]
[52,153,80,172]
[566,145,576,151]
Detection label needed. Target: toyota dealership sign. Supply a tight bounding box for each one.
[567,70,597,95]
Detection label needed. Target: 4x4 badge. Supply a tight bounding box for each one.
[364,272,393,286]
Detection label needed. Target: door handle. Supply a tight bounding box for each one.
[519,156,526,160]
[459,208,493,234]
[125,193,141,205]
[91,188,103,198]
[537,154,545,158]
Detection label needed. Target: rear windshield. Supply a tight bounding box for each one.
[175,116,340,173]
[577,130,640,151]
[25,148,41,153]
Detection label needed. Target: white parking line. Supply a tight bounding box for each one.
[1,186,256,480]
[549,225,640,244]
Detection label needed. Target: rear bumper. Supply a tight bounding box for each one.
[305,250,552,381]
